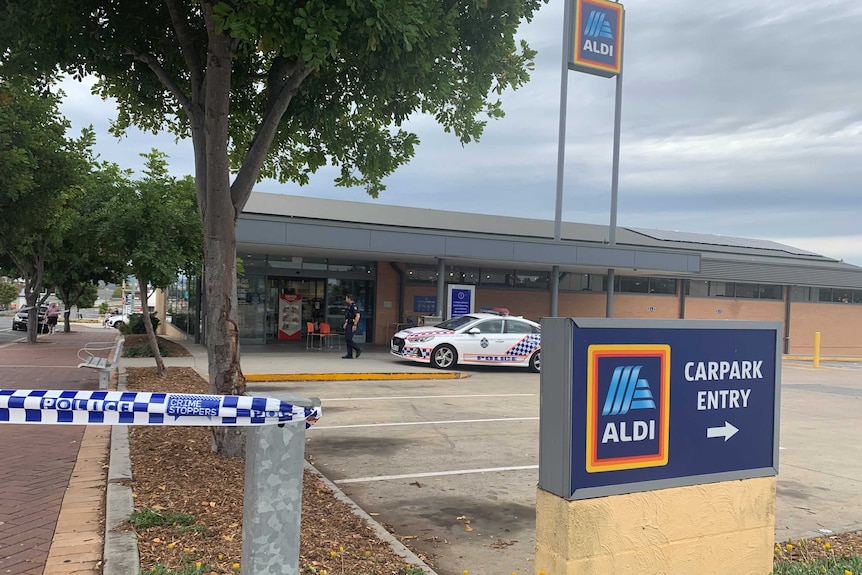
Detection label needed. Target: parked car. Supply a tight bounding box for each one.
[390,313,542,372]
[12,305,49,333]
[106,313,130,329]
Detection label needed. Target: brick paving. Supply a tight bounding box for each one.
[0,327,118,575]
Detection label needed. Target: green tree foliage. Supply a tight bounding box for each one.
[0,281,18,309]
[0,80,93,342]
[46,161,131,332]
[0,0,545,454]
[105,150,203,376]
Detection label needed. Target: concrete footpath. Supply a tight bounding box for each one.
[0,325,443,575]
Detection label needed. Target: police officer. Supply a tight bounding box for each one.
[342,294,362,359]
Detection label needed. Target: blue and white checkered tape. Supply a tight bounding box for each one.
[0,390,321,427]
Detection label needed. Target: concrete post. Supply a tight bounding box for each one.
[241,395,320,575]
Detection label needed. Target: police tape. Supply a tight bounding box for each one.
[0,389,321,427]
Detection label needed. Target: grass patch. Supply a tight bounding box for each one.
[138,563,214,575]
[773,554,862,574]
[129,508,196,530]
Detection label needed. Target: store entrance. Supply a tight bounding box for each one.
[265,278,325,342]
[325,279,375,344]
[262,276,375,344]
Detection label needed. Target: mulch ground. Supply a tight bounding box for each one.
[125,364,425,575]
[122,339,862,574]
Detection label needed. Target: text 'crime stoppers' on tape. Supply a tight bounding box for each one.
[0,389,321,427]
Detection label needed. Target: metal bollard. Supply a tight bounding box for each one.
[241,395,321,575]
[813,331,821,368]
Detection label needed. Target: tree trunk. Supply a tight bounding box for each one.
[138,275,166,377]
[200,18,245,457]
[25,293,38,343]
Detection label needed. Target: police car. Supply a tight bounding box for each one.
[390,313,541,372]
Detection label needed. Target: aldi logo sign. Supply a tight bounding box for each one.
[586,344,670,472]
[538,318,780,500]
[569,0,624,78]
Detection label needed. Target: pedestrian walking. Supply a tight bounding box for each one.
[45,302,60,334]
[342,294,362,359]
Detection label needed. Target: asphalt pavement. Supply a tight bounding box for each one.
[1,320,861,575]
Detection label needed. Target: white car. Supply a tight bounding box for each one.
[390,313,541,372]
[106,314,130,329]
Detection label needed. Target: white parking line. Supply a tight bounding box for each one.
[323,393,535,402]
[335,465,539,484]
[314,416,539,430]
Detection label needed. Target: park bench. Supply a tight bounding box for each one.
[77,339,124,390]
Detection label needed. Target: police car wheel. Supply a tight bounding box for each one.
[529,350,541,373]
[113,321,124,329]
[432,344,457,369]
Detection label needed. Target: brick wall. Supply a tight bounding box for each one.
[373,263,403,344]
[684,297,786,323]
[788,302,862,355]
[388,268,862,355]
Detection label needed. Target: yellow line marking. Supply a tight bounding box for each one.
[784,356,862,362]
[244,372,466,382]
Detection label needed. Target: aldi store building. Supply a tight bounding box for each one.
[224,192,862,356]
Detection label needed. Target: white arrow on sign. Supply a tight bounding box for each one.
[706,421,739,442]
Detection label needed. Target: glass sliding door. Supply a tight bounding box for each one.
[326,279,375,343]
[265,277,325,343]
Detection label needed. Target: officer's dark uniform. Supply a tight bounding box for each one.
[343,300,362,359]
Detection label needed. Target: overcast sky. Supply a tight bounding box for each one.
[59,0,862,266]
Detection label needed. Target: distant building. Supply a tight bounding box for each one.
[173,192,862,356]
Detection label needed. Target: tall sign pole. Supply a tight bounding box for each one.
[551,0,575,317]
[554,0,625,318]
[606,10,625,318]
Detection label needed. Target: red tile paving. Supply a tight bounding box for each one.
[0,327,118,575]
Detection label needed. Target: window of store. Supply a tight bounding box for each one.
[618,276,649,293]
[832,288,853,303]
[650,278,678,295]
[687,280,782,300]
[790,286,809,302]
[480,270,512,287]
[406,265,438,284]
[515,271,549,290]
[615,276,677,295]
[758,285,783,300]
[687,280,709,297]
[734,283,758,299]
[559,273,590,291]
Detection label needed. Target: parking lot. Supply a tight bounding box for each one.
[248,360,862,575]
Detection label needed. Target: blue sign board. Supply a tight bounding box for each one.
[569,0,624,78]
[450,288,473,318]
[538,318,781,500]
[413,296,437,314]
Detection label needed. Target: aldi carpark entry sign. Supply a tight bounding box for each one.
[539,317,780,500]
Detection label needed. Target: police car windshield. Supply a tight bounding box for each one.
[435,315,480,330]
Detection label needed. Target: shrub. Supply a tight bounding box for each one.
[125,313,160,334]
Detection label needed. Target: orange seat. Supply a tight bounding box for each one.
[319,322,342,350]
[306,321,323,349]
